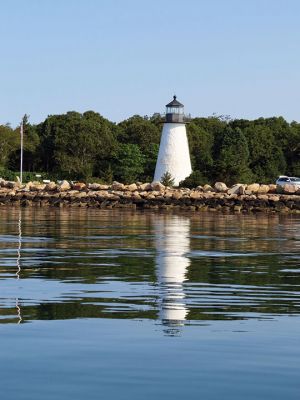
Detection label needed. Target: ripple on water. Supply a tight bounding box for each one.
[0,208,299,326]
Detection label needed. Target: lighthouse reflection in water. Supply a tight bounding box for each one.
[154,215,190,335]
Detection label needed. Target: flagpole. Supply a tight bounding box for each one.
[20,119,23,184]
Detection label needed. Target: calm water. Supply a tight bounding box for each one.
[0,207,299,399]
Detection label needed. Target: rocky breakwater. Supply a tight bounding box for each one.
[0,179,299,214]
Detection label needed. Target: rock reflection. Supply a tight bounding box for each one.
[154,215,190,335]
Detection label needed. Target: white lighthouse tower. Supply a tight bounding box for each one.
[154,96,192,186]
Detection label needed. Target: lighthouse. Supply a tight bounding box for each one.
[154,96,192,186]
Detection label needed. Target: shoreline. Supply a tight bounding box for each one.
[0,181,299,214]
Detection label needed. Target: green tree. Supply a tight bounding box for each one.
[286,122,300,176]
[216,127,252,184]
[38,111,117,180]
[243,124,286,181]
[0,124,18,169]
[160,171,175,187]
[113,143,145,183]
[118,115,160,152]
[118,116,161,180]
[187,122,214,179]
[142,143,159,181]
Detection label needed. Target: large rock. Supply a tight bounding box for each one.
[4,181,16,189]
[246,183,260,193]
[190,191,201,199]
[45,182,57,191]
[172,191,183,200]
[203,184,213,192]
[214,182,228,192]
[145,193,156,200]
[139,183,152,191]
[88,183,101,191]
[283,184,297,194]
[66,190,79,196]
[257,184,270,194]
[164,190,174,199]
[111,181,125,191]
[126,183,138,192]
[99,184,109,190]
[151,181,165,192]
[72,182,86,191]
[59,180,71,191]
[257,194,269,201]
[96,191,109,198]
[268,184,277,194]
[30,183,46,191]
[268,195,280,202]
[23,181,33,190]
[131,192,142,201]
[228,184,245,195]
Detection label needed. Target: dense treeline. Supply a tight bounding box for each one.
[0,111,299,185]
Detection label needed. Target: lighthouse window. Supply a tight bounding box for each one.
[166,106,184,114]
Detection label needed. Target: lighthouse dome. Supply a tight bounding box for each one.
[165,95,184,108]
[165,95,184,123]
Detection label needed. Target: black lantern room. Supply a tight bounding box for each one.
[165,95,184,123]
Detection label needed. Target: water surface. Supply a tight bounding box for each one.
[0,207,299,399]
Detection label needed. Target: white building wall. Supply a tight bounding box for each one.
[154,123,192,186]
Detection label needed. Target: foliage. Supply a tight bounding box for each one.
[117,116,160,181]
[102,164,114,184]
[160,171,175,187]
[1,111,299,184]
[0,167,47,182]
[286,121,300,176]
[0,125,19,168]
[187,122,214,180]
[38,111,117,180]
[242,124,285,182]
[142,143,159,181]
[0,167,17,181]
[215,127,252,184]
[117,115,160,152]
[179,170,208,188]
[113,143,145,183]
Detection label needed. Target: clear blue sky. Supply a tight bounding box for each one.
[1,0,300,126]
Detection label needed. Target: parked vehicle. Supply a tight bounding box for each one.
[276,176,300,189]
